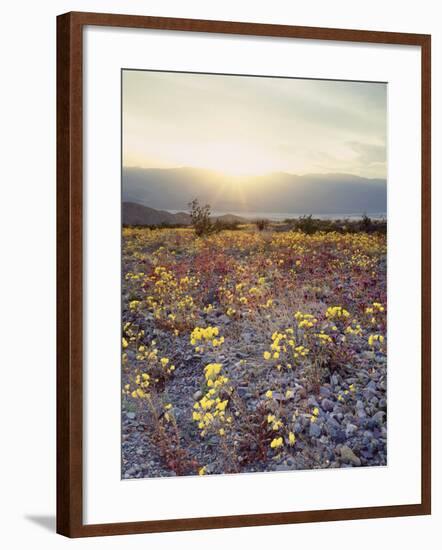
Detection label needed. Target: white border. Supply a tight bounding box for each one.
[83,26,421,525]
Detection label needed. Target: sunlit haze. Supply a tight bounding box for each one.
[123,70,386,179]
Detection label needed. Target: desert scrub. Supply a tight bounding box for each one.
[122,225,387,477]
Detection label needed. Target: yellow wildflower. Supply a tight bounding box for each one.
[270,437,283,449]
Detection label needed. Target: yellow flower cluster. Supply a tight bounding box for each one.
[315,331,333,345]
[136,343,176,376]
[368,333,385,351]
[190,326,224,352]
[365,302,385,314]
[122,371,151,400]
[263,328,309,370]
[264,391,298,451]
[204,363,222,382]
[345,321,363,336]
[192,364,231,437]
[217,267,274,317]
[143,265,200,332]
[295,311,318,329]
[365,301,386,327]
[325,306,350,319]
[270,437,283,449]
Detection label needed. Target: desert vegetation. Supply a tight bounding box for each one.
[121,209,387,478]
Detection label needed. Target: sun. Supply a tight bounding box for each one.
[193,143,275,178]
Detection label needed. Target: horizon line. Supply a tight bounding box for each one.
[122,165,387,181]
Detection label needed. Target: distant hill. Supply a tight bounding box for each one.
[122,202,191,226]
[122,202,250,226]
[122,166,386,215]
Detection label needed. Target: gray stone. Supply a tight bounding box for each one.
[333,429,346,444]
[340,445,361,466]
[294,420,304,434]
[218,315,231,325]
[321,398,334,412]
[345,423,358,437]
[371,411,386,426]
[309,422,322,438]
[307,396,319,407]
[126,412,136,420]
[237,386,248,398]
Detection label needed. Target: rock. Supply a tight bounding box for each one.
[307,396,319,407]
[297,387,307,400]
[321,398,334,412]
[356,400,366,418]
[326,417,343,442]
[309,422,322,437]
[272,391,287,401]
[294,420,304,434]
[340,445,361,466]
[193,390,203,401]
[371,411,386,426]
[126,412,136,420]
[218,315,231,325]
[345,423,358,437]
[204,462,217,474]
[326,416,340,429]
[237,386,248,398]
[369,396,379,407]
[361,449,374,460]
[333,429,346,443]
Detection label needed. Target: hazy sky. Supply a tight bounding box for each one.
[122,70,387,179]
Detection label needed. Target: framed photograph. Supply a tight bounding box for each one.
[57,11,431,537]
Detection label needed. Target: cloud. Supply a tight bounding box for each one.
[123,70,387,178]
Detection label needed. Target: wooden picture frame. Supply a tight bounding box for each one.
[57,11,431,537]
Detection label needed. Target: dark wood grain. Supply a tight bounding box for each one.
[57,12,84,537]
[56,11,431,538]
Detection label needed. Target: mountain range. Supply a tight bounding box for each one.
[122,202,249,226]
[122,166,386,215]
